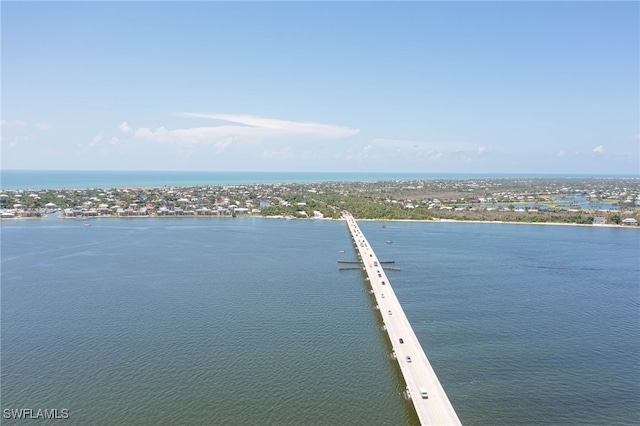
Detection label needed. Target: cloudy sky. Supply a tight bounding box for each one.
[2,1,638,174]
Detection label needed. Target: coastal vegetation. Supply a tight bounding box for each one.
[1,178,639,226]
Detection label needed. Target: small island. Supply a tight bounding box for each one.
[1,177,639,226]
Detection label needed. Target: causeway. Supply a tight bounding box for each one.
[343,211,461,426]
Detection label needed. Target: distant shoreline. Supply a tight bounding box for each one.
[354,217,636,229]
[3,176,638,227]
[6,213,629,229]
[2,170,639,191]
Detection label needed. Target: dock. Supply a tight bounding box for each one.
[343,211,461,426]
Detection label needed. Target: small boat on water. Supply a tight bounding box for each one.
[84,223,91,227]
[386,240,392,244]
[381,225,387,228]
[339,250,345,253]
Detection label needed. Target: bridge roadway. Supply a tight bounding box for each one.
[343,212,462,426]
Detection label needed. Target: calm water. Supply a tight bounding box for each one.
[1,217,639,425]
[2,170,635,190]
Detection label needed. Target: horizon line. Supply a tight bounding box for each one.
[2,169,639,177]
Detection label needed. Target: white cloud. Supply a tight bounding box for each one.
[370,138,480,158]
[260,146,295,159]
[175,112,359,140]
[557,151,565,157]
[592,145,605,154]
[88,132,104,148]
[77,132,127,158]
[133,125,238,153]
[76,133,108,156]
[5,135,32,148]
[119,113,359,157]
[1,119,26,127]
[119,122,132,133]
[36,123,52,130]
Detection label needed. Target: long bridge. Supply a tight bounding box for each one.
[343,211,461,426]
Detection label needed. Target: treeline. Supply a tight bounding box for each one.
[432,209,597,224]
[260,193,435,220]
[260,197,338,219]
[259,190,640,225]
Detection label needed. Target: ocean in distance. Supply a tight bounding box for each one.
[2,169,638,190]
[1,215,638,425]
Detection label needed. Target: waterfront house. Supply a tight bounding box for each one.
[622,218,638,226]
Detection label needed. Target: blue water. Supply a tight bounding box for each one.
[362,221,640,425]
[554,197,624,211]
[2,170,636,190]
[1,217,639,425]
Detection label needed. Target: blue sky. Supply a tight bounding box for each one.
[2,1,638,174]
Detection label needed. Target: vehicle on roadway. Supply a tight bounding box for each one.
[388,310,392,315]
[406,355,412,362]
[420,388,428,399]
[399,338,404,344]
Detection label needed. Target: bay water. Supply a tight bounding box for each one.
[1,216,638,425]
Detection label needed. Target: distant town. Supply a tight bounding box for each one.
[1,177,639,226]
